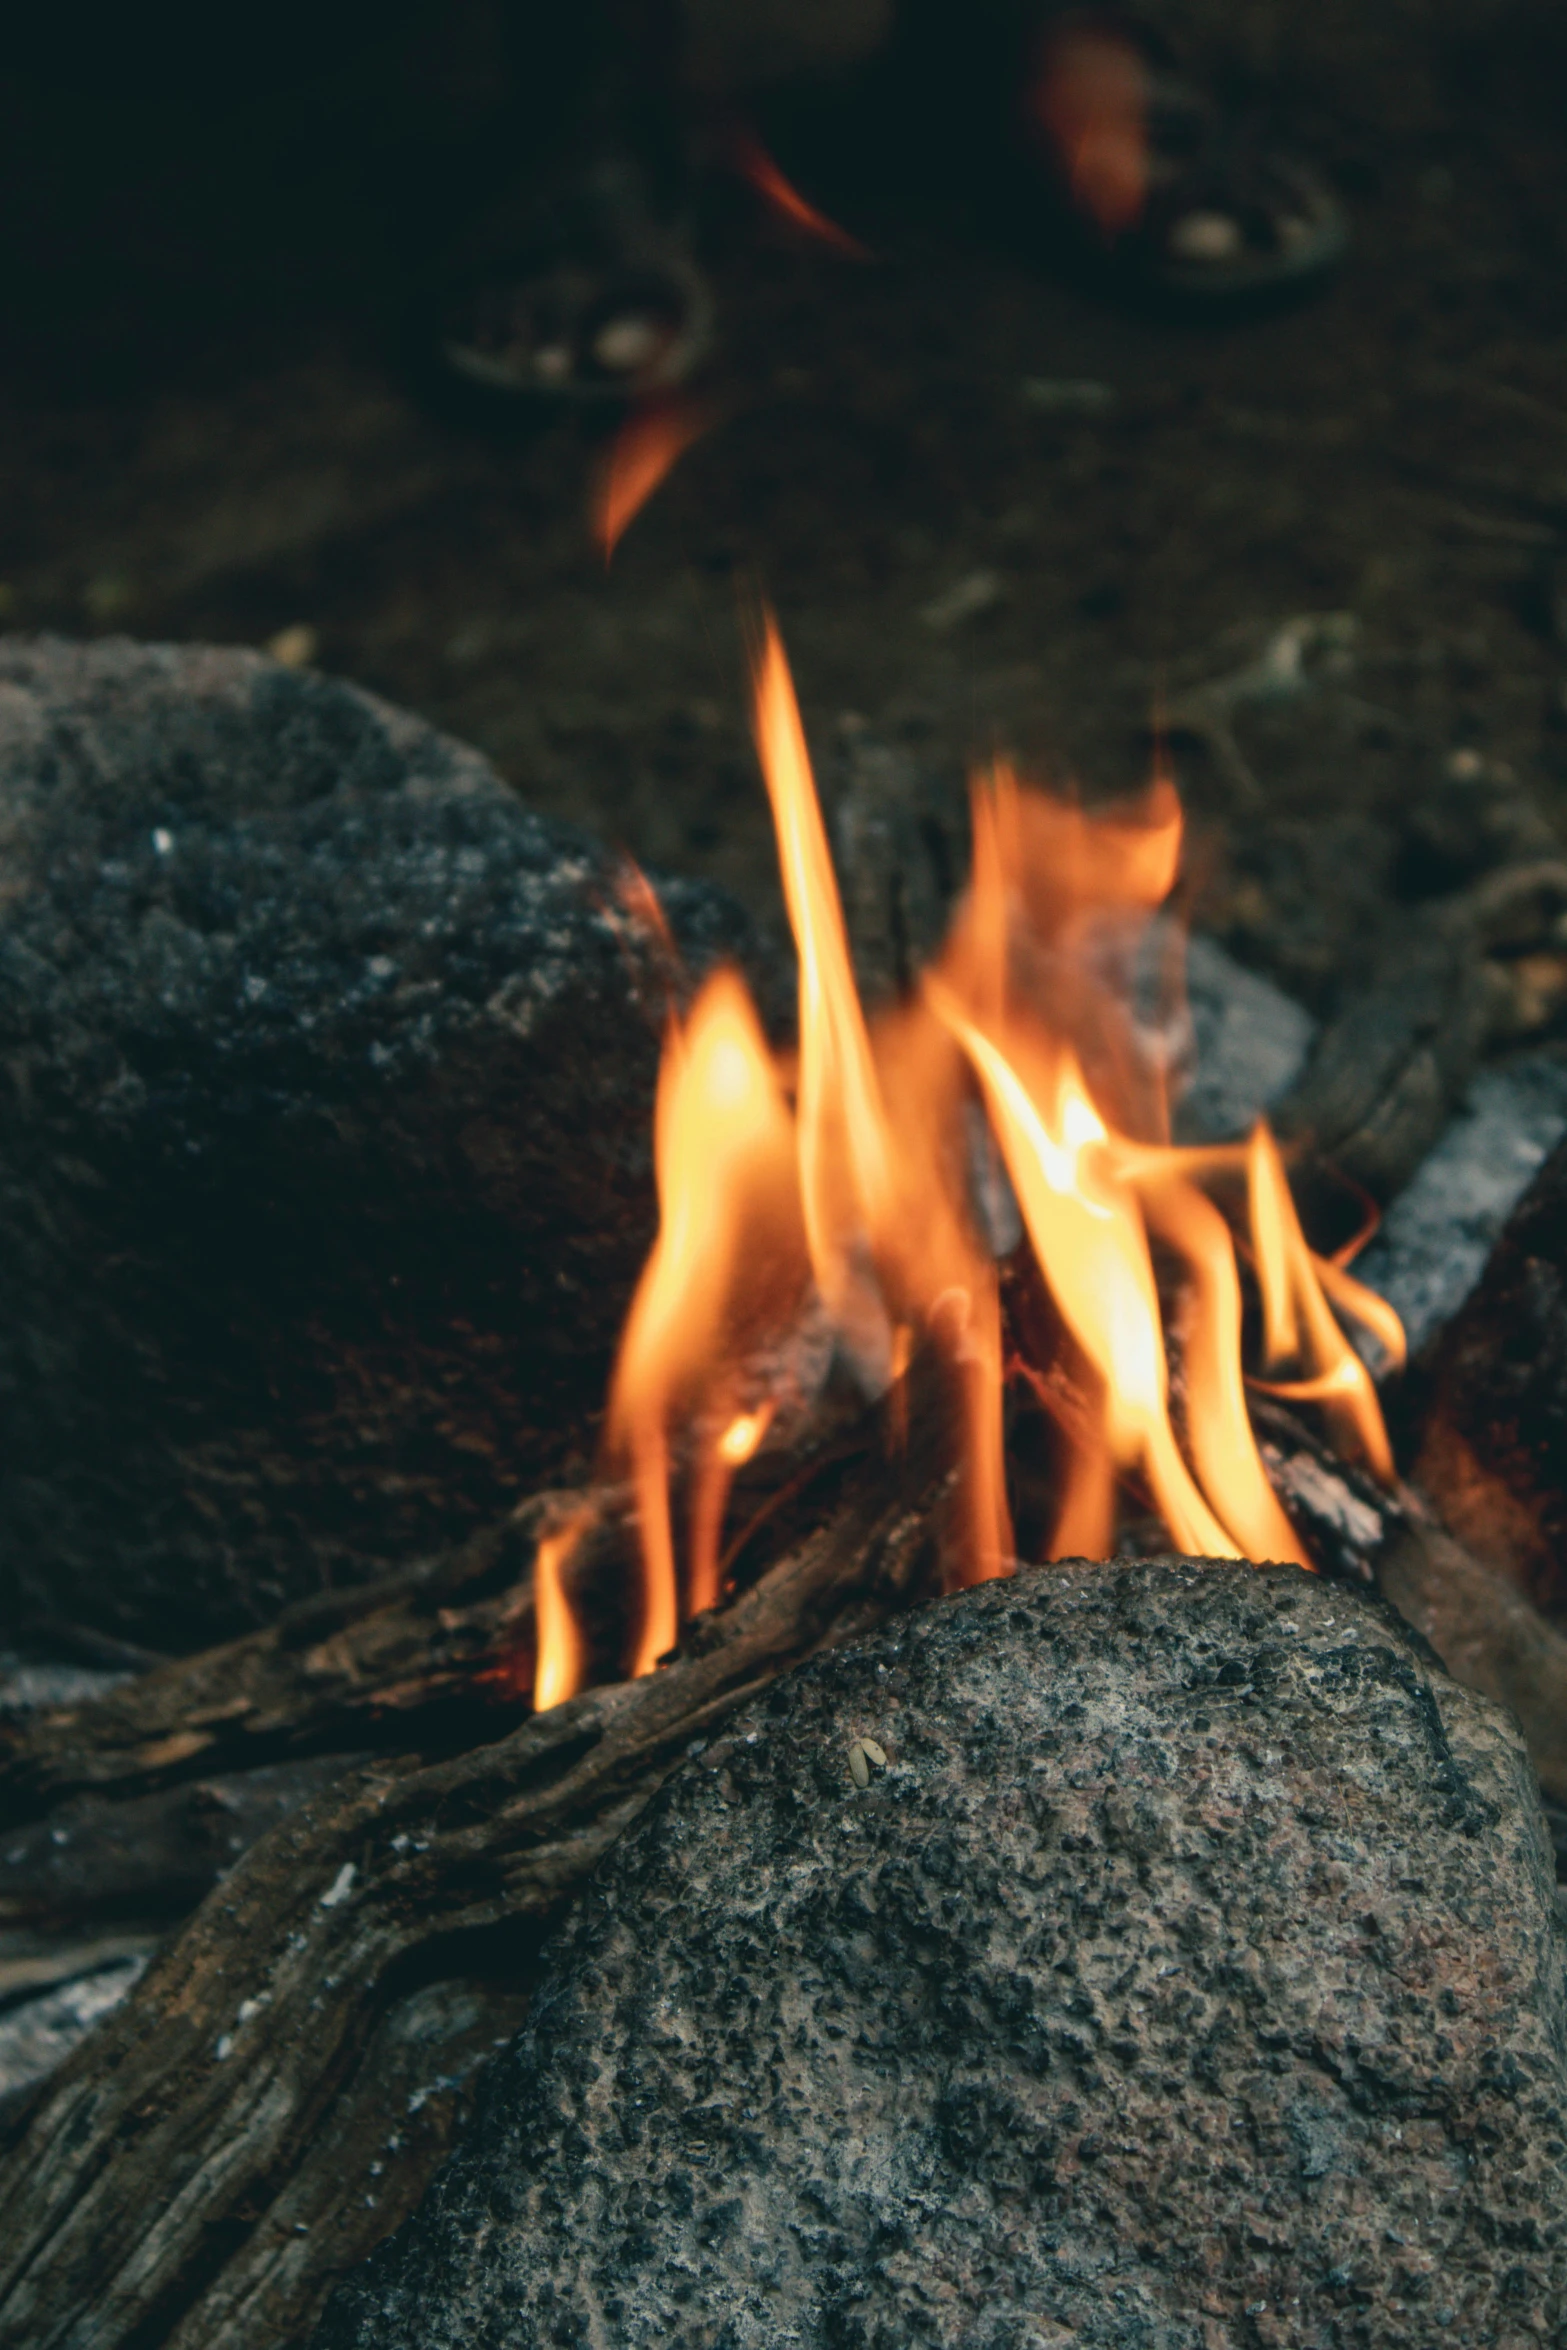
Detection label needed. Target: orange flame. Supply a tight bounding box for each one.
[532,1513,592,1712]
[593,393,713,561]
[608,967,804,1671]
[729,129,870,261]
[1032,24,1150,239]
[1243,1121,1399,1478]
[593,610,1401,1681]
[751,613,1012,1580]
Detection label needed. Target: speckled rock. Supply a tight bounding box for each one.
[314,1557,1567,2350]
[0,637,760,1647]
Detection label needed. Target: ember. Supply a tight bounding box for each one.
[592,391,713,558]
[536,613,1405,1706]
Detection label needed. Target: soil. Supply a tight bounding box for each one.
[3,4,1567,1006]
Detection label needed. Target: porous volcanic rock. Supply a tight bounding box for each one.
[1417,1129,1567,1616]
[0,637,761,1647]
[315,1558,1567,2350]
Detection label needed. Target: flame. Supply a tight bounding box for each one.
[728,128,870,260]
[593,393,713,561]
[751,614,1012,1579]
[751,613,898,1355]
[1243,1122,1398,1479]
[532,1513,591,1712]
[608,967,803,1670]
[718,1404,773,1465]
[1032,24,1149,238]
[927,991,1237,1559]
[590,610,1401,1683]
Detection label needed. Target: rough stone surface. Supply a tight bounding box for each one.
[1417,1132,1567,1617]
[1175,934,1317,1144]
[1356,1053,1567,1360]
[315,1558,1567,2350]
[0,637,760,1647]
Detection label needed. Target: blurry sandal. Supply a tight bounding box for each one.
[437,156,715,407]
[1025,11,1347,304]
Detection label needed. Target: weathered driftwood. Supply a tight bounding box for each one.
[0,1454,940,2350]
[0,1753,368,1935]
[0,1495,586,1828]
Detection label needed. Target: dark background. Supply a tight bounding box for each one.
[3,0,1567,998]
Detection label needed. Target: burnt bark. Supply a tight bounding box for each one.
[0,1494,592,1828]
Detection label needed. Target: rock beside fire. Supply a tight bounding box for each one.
[316,1559,1566,2350]
[1417,1130,1567,1617]
[0,637,761,1649]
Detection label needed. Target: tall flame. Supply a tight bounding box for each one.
[752,614,1012,1581]
[532,609,1402,1706]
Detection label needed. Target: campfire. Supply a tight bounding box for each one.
[537,611,1406,1710]
[7,635,1567,2350]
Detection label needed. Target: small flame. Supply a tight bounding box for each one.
[717,1404,773,1466]
[593,611,1401,1680]
[728,128,870,260]
[1243,1123,1397,1480]
[532,1513,591,1713]
[1032,24,1149,239]
[593,393,713,561]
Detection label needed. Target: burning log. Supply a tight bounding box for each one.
[3,1437,1563,2350]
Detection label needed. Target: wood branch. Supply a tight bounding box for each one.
[0,1455,941,2350]
[0,1493,597,1826]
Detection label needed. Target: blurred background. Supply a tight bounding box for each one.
[3,0,1567,989]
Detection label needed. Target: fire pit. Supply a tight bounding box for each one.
[0,629,1564,2350]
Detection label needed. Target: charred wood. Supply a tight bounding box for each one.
[0,1496,584,1826]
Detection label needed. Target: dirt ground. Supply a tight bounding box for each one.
[3,3,1567,1012]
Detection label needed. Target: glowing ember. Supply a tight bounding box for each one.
[728,129,870,261]
[535,610,1403,1697]
[593,393,713,560]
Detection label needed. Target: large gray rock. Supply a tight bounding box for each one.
[0,637,760,1648]
[316,1558,1567,2350]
